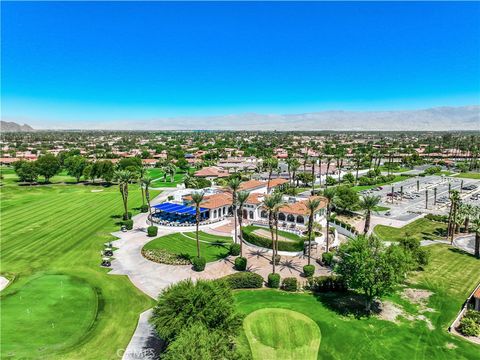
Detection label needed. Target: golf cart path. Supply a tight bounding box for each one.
[0,276,9,291]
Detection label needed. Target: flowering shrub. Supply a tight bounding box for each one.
[142,249,190,265]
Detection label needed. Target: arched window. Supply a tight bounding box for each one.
[278,213,286,221]
[296,215,304,224]
[261,210,268,218]
[223,207,226,215]
[243,209,248,219]
[213,209,217,218]
[249,211,254,219]
[287,214,295,222]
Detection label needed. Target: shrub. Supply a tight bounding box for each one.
[142,248,191,265]
[221,272,263,289]
[307,275,346,292]
[274,254,281,265]
[229,243,241,256]
[458,317,480,337]
[123,211,132,220]
[234,256,247,271]
[192,256,206,272]
[140,204,149,213]
[167,195,174,201]
[150,279,242,342]
[147,226,158,237]
[267,273,281,288]
[281,277,298,292]
[123,219,134,230]
[425,213,448,223]
[322,252,334,266]
[303,264,315,277]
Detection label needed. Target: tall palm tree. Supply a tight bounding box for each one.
[359,194,381,234]
[228,178,242,244]
[167,163,176,182]
[142,176,153,224]
[114,170,133,220]
[323,188,336,252]
[138,166,147,207]
[290,159,300,188]
[306,198,321,265]
[447,190,461,243]
[191,191,205,258]
[264,157,279,193]
[310,157,316,195]
[236,191,250,257]
[263,193,283,273]
[471,208,480,259]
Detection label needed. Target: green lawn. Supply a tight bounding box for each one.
[243,308,321,360]
[378,165,410,173]
[147,167,187,187]
[234,245,480,359]
[0,174,159,359]
[373,218,447,242]
[243,225,304,241]
[454,172,480,180]
[351,175,407,192]
[143,231,232,262]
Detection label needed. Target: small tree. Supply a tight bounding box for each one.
[191,191,205,259]
[13,160,38,184]
[263,193,283,273]
[228,178,241,244]
[335,235,409,312]
[114,170,133,220]
[64,155,88,182]
[359,194,381,234]
[323,188,336,251]
[306,198,321,265]
[36,153,60,183]
[236,190,250,257]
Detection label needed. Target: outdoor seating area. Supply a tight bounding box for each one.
[251,220,304,236]
[152,202,209,224]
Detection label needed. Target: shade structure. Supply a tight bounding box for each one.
[153,202,207,215]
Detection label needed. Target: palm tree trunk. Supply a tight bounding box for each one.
[196,210,200,258]
[326,206,330,252]
[475,231,480,259]
[141,186,145,206]
[238,214,243,257]
[364,211,371,234]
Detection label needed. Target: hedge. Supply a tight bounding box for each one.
[268,273,281,288]
[303,265,315,277]
[123,219,134,230]
[425,213,448,223]
[322,252,334,266]
[229,243,241,256]
[220,272,263,289]
[147,226,158,237]
[281,277,298,292]
[234,257,247,271]
[242,226,304,252]
[307,275,346,292]
[192,256,206,272]
[140,204,149,213]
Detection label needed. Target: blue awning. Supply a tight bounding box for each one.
[153,202,208,215]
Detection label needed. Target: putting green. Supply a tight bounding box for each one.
[243,308,321,360]
[0,274,98,358]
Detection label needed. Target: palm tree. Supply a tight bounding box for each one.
[142,176,153,223]
[167,163,176,182]
[471,208,480,259]
[114,170,134,220]
[228,178,242,244]
[310,157,316,195]
[191,191,205,258]
[359,194,381,234]
[447,190,461,243]
[264,157,279,193]
[323,188,336,252]
[306,198,321,265]
[138,166,147,207]
[290,159,300,188]
[236,191,250,257]
[263,193,283,273]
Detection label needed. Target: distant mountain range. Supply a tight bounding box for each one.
[0,121,35,132]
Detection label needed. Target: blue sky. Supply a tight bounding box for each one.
[2,1,480,128]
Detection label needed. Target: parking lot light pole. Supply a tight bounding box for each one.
[460,180,464,193]
[417,179,420,192]
[400,186,403,200]
[448,183,451,194]
[434,187,437,205]
[391,186,394,203]
[425,189,428,209]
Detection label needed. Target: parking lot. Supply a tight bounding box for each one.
[360,175,480,220]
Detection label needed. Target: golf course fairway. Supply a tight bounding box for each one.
[243,308,321,360]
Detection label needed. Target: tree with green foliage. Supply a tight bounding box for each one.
[176,158,190,172]
[335,235,409,312]
[114,170,134,220]
[359,194,381,234]
[142,176,153,224]
[118,157,142,172]
[36,153,61,183]
[264,157,279,193]
[447,190,461,243]
[334,185,359,213]
[13,160,38,184]
[323,187,336,251]
[471,207,480,259]
[228,178,241,244]
[150,279,242,342]
[191,191,205,259]
[263,193,283,273]
[306,198,321,265]
[64,155,88,182]
[343,172,355,184]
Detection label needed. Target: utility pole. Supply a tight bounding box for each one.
[391,186,394,203]
[460,180,464,193]
[448,183,451,194]
[416,179,420,192]
[400,185,403,200]
[425,189,428,209]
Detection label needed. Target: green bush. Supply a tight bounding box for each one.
[140,204,149,213]
[307,275,346,292]
[123,219,134,230]
[303,264,315,277]
[425,213,448,223]
[322,252,334,266]
[221,272,263,289]
[192,256,206,272]
[267,273,281,288]
[123,211,132,220]
[274,254,281,265]
[229,243,241,256]
[234,256,247,271]
[458,317,480,336]
[242,226,304,251]
[147,226,158,237]
[281,277,298,292]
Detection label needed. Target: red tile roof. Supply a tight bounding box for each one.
[194,166,229,178]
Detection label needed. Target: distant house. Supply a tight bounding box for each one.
[194,166,229,180]
[141,159,157,168]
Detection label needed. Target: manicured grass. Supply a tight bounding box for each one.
[455,172,480,180]
[0,176,159,359]
[351,175,407,192]
[373,218,447,242]
[147,167,187,187]
[143,231,232,262]
[242,225,305,251]
[244,225,304,241]
[373,205,390,212]
[243,308,321,360]
[234,245,480,359]
[1,274,98,358]
[378,165,410,173]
